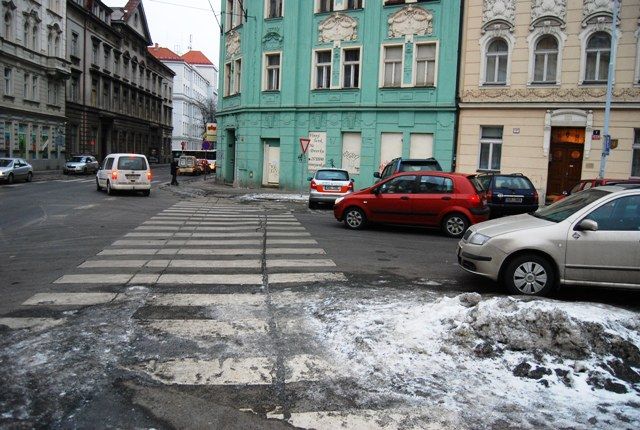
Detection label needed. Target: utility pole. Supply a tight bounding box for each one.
[598,0,620,179]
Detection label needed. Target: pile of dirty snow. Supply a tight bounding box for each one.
[238,193,308,202]
[306,292,640,429]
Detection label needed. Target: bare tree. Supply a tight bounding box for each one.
[194,95,218,133]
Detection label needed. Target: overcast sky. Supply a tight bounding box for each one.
[104,0,221,67]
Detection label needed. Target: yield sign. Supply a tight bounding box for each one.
[300,137,311,154]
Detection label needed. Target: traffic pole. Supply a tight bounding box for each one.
[598,0,620,179]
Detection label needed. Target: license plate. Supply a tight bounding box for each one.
[126,174,140,179]
[505,197,522,203]
[325,186,340,191]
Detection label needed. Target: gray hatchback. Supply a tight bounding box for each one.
[0,158,33,184]
[63,155,99,175]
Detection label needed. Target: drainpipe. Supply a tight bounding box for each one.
[452,0,465,173]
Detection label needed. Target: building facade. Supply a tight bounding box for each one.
[216,0,462,189]
[65,0,174,163]
[1,0,71,169]
[148,46,217,153]
[456,0,640,202]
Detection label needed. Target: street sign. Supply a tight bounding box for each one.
[604,135,611,156]
[610,138,618,149]
[202,141,211,150]
[300,137,311,154]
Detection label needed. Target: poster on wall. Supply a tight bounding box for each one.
[341,132,361,175]
[307,132,326,173]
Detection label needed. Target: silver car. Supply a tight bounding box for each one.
[458,184,640,296]
[308,168,354,209]
[0,158,33,184]
[63,155,99,175]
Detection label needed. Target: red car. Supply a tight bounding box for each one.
[333,171,489,238]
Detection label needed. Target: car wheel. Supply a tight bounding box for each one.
[308,200,318,209]
[96,179,102,191]
[344,207,366,230]
[442,213,469,238]
[142,190,150,197]
[503,254,556,297]
[26,172,32,182]
[106,181,114,195]
[7,173,14,184]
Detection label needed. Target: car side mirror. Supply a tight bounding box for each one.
[372,187,380,195]
[307,176,313,181]
[350,178,355,183]
[373,172,381,179]
[576,219,598,232]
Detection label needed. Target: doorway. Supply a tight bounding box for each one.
[262,139,280,186]
[225,129,236,183]
[546,127,584,201]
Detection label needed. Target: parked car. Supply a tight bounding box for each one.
[207,159,216,172]
[96,153,151,196]
[177,155,198,175]
[197,158,212,174]
[63,155,99,175]
[147,156,159,164]
[0,158,33,184]
[553,178,640,202]
[334,171,489,237]
[374,157,443,182]
[308,168,354,209]
[457,184,640,297]
[475,173,539,218]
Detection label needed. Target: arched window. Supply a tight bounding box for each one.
[585,32,610,82]
[54,35,60,57]
[4,11,12,40]
[485,38,508,84]
[23,21,29,47]
[32,25,38,50]
[47,32,53,55]
[533,35,558,83]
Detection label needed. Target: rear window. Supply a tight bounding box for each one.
[118,156,147,170]
[468,177,485,193]
[398,160,441,172]
[493,176,533,190]
[316,170,349,181]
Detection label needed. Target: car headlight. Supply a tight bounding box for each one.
[469,233,491,245]
[334,196,345,205]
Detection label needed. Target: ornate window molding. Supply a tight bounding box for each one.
[387,5,433,39]
[578,23,619,85]
[530,0,566,30]
[318,12,358,43]
[482,0,515,34]
[479,31,515,87]
[225,30,241,59]
[526,27,566,86]
[543,109,593,158]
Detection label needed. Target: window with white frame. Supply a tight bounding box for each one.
[266,0,283,19]
[314,50,332,89]
[478,126,503,171]
[533,35,558,84]
[632,129,640,177]
[316,0,333,13]
[233,58,242,94]
[226,0,243,29]
[346,0,363,9]
[584,32,610,83]
[4,67,12,96]
[415,42,436,87]
[342,48,360,88]
[264,52,281,91]
[485,38,508,84]
[382,45,403,88]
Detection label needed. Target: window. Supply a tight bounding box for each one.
[70,76,79,102]
[347,0,363,9]
[104,48,110,69]
[4,11,13,41]
[54,35,60,57]
[415,43,436,87]
[23,21,29,48]
[314,50,332,89]
[478,126,503,171]
[380,175,417,194]
[71,32,79,56]
[114,54,120,75]
[233,58,242,94]
[103,82,110,109]
[416,176,454,194]
[48,80,58,105]
[586,195,640,231]
[382,45,403,88]
[266,0,283,18]
[226,0,243,30]
[31,25,37,50]
[632,129,640,178]
[264,53,281,91]
[91,78,98,106]
[23,72,29,98]
[317,0,333,13]
[585,32,610,83]
[92,43,99,64]
[31,75,38,100]
[3,67,12,96]
[485,38,508,84]
[47,32,53,55]
[533,36,558,84]
[342,48,360,88]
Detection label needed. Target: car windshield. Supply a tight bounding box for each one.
[532,189,609,222]
[117,156,147,170]
[69,157,85,162]
[316,170,349,181]
[494,176,533,190]
[0,159,12,167]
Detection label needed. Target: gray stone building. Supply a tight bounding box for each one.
[65,0,174,162]
[1,0,71,169]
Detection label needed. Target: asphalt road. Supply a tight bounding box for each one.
[1,172,639,429]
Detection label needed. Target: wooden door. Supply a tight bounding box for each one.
[546,144,583,198]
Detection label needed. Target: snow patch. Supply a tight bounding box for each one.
[238,193,309,202]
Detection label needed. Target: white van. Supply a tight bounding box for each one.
[96,153,152,196]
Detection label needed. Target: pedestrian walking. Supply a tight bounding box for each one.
[170,158,179,186]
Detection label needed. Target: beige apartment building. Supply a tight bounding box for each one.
[456,0,640,201]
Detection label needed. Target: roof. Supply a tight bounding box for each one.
[181,50,214,66]
[148,45,183,62]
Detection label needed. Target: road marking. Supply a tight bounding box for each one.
[176,249,262,256]
[74,204,98,210]
[144,221,184,225]
[53,274,133,284]
[146,260,171,268]
[184,222,260,226]
[156,274,263,285]
[112,240,169,246]
[265,232,311,237]
[130,274,160,284]
[267,409,430,430]
[266,248,326,255]
[125,232,177,237]
[79,260,147,268]
[169,260,261,269]
[135,226,180,231]
[0,317,66,330]
[267,222,302,226]
[142,319,269,337]
[126,232,263,238]
[98,249,160,255]
[267,239,317,245]
[22,292,119,305]
[168,240,262,246]
[267,259,336,268]
[270,273,346,284]
[148,293,265,306]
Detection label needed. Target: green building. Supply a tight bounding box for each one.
[216,0,461,189]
